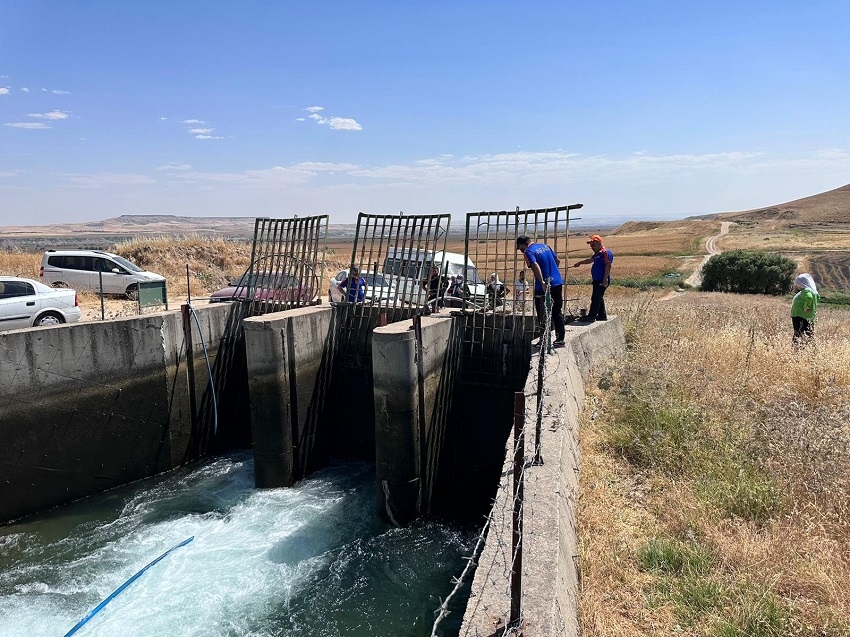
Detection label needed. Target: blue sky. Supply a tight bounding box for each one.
[2,0,849,225]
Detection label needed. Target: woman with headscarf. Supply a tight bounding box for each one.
[791,273,819,346]
[485,273,509,310]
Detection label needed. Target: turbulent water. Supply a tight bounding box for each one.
[0,452,475,636]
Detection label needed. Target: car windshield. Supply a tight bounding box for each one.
[445,262,482,284]
[365,273,387,287]
[110,255,144,273]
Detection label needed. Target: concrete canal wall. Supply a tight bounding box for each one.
[0,303,238,523]
[461,318,627,637]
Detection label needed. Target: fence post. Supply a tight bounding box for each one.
[181,304,198,433]
[510,391,525,628]
[98,270,105,320]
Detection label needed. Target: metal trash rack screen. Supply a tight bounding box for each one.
[460,204,582,385]
[244,215,329,317]
[335,212,451,370]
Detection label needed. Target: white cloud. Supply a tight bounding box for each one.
[63,173,156,187]
[305,110,362,131]
[294,117,305,122]
[188,127,213,134]
[21,87,30,93]
[183,119,205,124]
[195,134,224,140]
[0,170,22,178]
[171,165,320,188]
[28,110,70,120]
[327,117,362,131]
[305,106,324,113]
[4,122,50,129]
[156,163,192,171]
[293,161,360,172]
[51,89,70,94]
[0,88,9,96]
[159,116,168,120]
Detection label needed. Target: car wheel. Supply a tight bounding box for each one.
[126,284,139,301]
[35,312,64,327]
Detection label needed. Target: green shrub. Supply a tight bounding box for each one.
[638,537,714,576]
[699,464,783,523]
[608,396,704,474]
[701,251,796,295]
[713,590,790,637]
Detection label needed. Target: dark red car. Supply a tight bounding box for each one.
[209,272,315,303]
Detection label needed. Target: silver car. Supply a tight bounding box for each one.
[0,277,82,330]
[40,249,165,299]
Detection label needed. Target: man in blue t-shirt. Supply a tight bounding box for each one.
[337,265,366,303]
[516,235,565,345]
[572,234,613,322]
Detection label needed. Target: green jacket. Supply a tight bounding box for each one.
[791,288,818,319]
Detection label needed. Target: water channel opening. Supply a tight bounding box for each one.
[0,452,476,637]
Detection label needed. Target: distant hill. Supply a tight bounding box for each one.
[0,214,363,250]
[719,183,850,230]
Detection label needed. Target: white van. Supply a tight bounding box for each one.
[381,248,486,307]
[40,249,166,299]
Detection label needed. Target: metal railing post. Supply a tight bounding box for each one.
[510,391,525,628]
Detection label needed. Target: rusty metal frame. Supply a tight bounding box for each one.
[461,204,582,384]
[334,212,451,371]
[242,215,328,317]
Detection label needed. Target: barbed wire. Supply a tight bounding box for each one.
[432,285,564,636]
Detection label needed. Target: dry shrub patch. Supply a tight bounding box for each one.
[579,291,850,636]
[114,235,252,297]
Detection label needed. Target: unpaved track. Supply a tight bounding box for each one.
[685,221,733,288]
[660,222,733,301]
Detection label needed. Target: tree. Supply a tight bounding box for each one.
[700,251,796,295]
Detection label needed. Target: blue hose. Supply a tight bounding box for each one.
[63,536,194,637]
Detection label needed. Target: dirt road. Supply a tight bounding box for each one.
[685,221,733,288]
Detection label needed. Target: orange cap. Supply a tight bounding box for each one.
[587,234,603,244]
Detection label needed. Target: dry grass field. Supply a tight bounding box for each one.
[579,292,850,636]
[2,203,849,635]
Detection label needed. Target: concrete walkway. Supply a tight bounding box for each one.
[460,318,626,637]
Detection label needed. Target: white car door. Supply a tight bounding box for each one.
[91,256,129,294]
[0,280,41,330]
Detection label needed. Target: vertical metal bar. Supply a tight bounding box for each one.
[510,391,525,627]
[414,314,428,516]
[318,215,329,305]
[181,303,198,435]
[463,212,472,315]
[533,337,545,465]
[99,270,105,320]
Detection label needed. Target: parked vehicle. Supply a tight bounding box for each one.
[381,249,486,307]
[209,271,315,303]
[329,269,397,304]
[40,249,165,300]
[0,277,81,330]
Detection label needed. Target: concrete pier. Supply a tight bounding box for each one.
[243,305,336,487]
[372,314,462,524]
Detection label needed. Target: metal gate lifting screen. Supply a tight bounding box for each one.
[244,215,328,317]
[461,204,582,384]
[336,212,451,369]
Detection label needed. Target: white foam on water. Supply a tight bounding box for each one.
[0,453,475,637]
[0,454,386,637]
